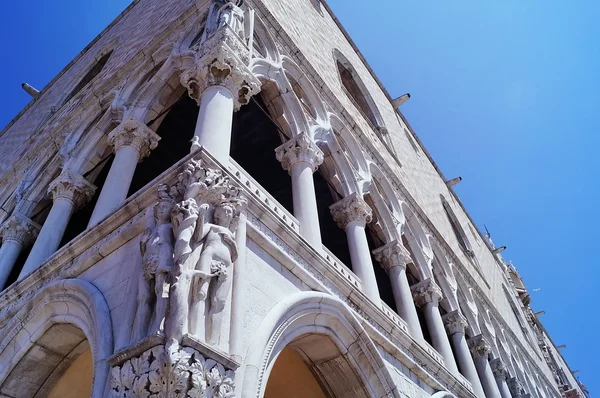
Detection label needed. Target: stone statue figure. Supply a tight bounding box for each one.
[189,200,239,346]
[202,0,246,44]
[132,185,175,342]
[165,159,246,351]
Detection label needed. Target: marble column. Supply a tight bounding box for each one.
[412,278,459,375]
[443,310,486,398]
[275,133,324,248]
[372,240,424,340]
[330,193,379,302]
[180,28,261,163]
[490,358,513,398]
[508,377,527,398]
[20,170,96,280]
[88,118,160,227]
[468,335,502,398]
[0,214,40,289]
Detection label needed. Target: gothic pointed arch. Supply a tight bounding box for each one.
[243,291,399,398]
[62,46,114,107]
[0,279,113,397]
[333,49,385,131]
[281,56,327,123]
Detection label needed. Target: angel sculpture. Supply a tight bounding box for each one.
[132,185,175,342]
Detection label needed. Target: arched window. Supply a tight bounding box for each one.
[64,51,113,105]
[441,195,475,259]
[336,57,380,129]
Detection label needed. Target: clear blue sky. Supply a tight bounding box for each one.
[0,0,596,394]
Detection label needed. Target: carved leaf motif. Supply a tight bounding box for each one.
[111,366,123,390]
[206,364,223,387]
[121,361,135,390]
[131,353,151,377]
[148,370,164,394]
[132,374,150,397]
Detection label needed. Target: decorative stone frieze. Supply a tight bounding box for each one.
[108,118,161,160]
[411,278,443,308]
[0,213,40,246]
[275,133,324,173]
[490,358,510,381]
[372,240,412,273]
[48,169,96,208]
[109,337,237,398]
[467,334,492,358]
[442,310,469,335]
[329,193,372,228]
[179,25,260,111]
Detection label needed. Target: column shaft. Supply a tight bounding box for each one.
[0,240,22,289]
[290,162,321,247]
[20,198,74,279]
[193,85,235,163]
[497,379,512,398]
[88,146,137,225]
[424,302,459,374]
[389,265,423,339]
[345,220,379,302]
[451,333,486,398]
[474,355,502,398]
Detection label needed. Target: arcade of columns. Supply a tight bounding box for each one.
[0,3,543,397]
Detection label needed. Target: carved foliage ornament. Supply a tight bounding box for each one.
[275,133,324,173]
[372,240,412,273]
[48,169,96,208]
[490,358,509,381]
[330,193,372,229]
[443,310,468,335]
[108,118,161,160]
[110,344,235,398]
[0,213,40,246]
[467,334,492,358]
[411,278,443,308]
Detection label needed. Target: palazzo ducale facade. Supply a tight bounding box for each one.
[0,0,587,397]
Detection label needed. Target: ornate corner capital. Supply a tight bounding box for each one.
[180,28,260,111]
[467,334,492,358]
[508,377,526,397]
[275,133,324,173]
[48,170,96,208]
[329,193,372,229]
[490,358,510,381]
[108,118,161,160]
[411,278,443,307]
[0,213,40,246]
[372,240,412,273]
[442,310,468,335]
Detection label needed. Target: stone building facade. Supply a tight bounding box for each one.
[0,0,586,397]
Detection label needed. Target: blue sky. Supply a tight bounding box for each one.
[0,0,596,394]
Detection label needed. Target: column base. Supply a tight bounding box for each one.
[109,334,239,397]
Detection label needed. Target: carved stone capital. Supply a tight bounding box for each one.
[329,193,372,229]
[490,358,510,381]
[411,278,443,307]
[110,339,237,398]
[275,133,324,173]
[0,213,40,246]
[467,334,492,358]
[443,310,468,335]
[48,170,96,208]
[508,377,526,397]
[180,28,260,111]
[372,240,412,273]
[108,118,161,160]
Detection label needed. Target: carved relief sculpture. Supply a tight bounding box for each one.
[166,159,247,350]
[132,185,176,342]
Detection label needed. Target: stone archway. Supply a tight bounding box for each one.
[243,291,399,398]
[0,279,113,398]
